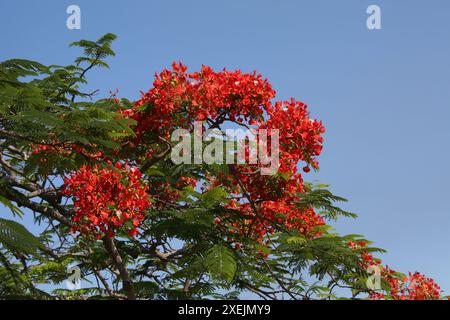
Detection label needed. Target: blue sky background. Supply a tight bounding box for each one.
[1,0,450,294]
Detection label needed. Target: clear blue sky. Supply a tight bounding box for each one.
[1,0,450,293]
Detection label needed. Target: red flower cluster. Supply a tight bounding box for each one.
[348,241,444,300]
[227,99,325,202]
[370,268,443,300]
[263,99,325,173]
[32,143,105,161]
[129,62,275,138]
[386,271,442,300]
[63,163,150,238]
[175,176,198,189]
[189,65,275,121]
[217,99,326,241]
[225,199,324,241]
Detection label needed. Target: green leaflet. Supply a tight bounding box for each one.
[205,245,237,282]
[0,218,43,256]
[0,196,24,217]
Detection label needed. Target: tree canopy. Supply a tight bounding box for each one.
[0,34,445,300]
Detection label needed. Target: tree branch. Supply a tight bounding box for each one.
[102,236,136,300]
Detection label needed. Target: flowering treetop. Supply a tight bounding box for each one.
[0,33,446,300]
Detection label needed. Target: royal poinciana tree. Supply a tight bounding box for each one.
[0,34,445,300]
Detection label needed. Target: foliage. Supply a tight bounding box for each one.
[0,34,445,300]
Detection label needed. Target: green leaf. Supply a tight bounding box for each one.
[0,218,43,255]
[144,167,165,177]
[287,236,307,245]
[0,196,24,217]
[202,187,228,203]
[205,245,236,282]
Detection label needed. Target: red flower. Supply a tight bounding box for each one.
[129,62,275,140]
[64,164,151,238]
